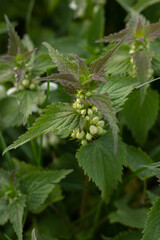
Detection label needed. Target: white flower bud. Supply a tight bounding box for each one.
[77,103,83,109]
[86,133,92,141]
[92,106,98,113]
[76,131,85,139]
[22,79,30,87]
[76,98,81,103]
[102,129,107,135]
[81,109,86,115]
[30,83,36,90]
[81,139,88,146]
[89,125,97,135]
[97,127,103,135]
[85,115,90,121]
[92,116,99,125]
[73,103,77,108]
[97,120,105,127]
[88,108,93,115]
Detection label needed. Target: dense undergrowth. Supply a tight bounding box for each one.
[0,0,160,240]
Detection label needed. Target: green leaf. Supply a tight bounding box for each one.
[145,23,160,42]
[109,199,148,228]
[102,230,142,240]
[0,61,14,82]
[97,75,137,112]
[43,42,78,76]
[0,199,9,225]
[105,45,133,75]
[39,73,81,95]
[7,195,26,240]
[0,97,23,130]
[97,29,129,43]
[126,145,153,180]
[122,89,159,145]
[86,93,119,153]
[89,42,122,77]
[76,133,126,202]
[5,15,26,56]
[3,102,81,154]
[13,90,41,125]
[19,169,72,211]
[142,197,160,240]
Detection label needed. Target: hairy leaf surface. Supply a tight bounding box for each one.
[19,170,72,211]
[142,197,160,240]
[126,145,153,180]
[3,103,81,154]
[43,42,78,76]
[76,133,126,202]
[122,89,159,145]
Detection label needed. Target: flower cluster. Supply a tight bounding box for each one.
[71,90,107,146]
[14,71,39,91]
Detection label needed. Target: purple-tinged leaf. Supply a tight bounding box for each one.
[43,42,78,77]
[5,15,26,56]
[38,73,81,96]
[71,54,90,80]
[135,17,144,38]
[22,48,37,63]
[89,41,122,77]
[86,93,119,153]
[133,50,152,102]
[145,22,160,41]
[14,68,26,89]
[133,50,151,84]
[0,55,14,65]
[97,28,130,43]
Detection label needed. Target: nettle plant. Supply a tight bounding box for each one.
[0,16,55,126]
[1,12,160,240]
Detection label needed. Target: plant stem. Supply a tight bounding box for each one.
[0,130,14,169]
[80,175,89,217]
[44,80,50,107]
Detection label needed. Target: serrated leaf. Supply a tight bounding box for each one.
[3,102,81,154]
[97,29,129,43]
[135,18,144,38]
[102,230,142,240]
[19,170,72,211]
[76,133,126,202]
[97,75,137,112]
[142,197,160,240]
[8,195,26,240]
[133,50,151,85]
[126,145,153,180]
[109,199,148,228]
[86,93,119,153]
[71,54,90,80]
[5,15,26,56]
[122,89,159,145]
[39,73,81,95]
[13,90,41,125]
[0,61,14,82]
[0,200,9,225]
[105,45,133,75]
[89,42,122,77]
[43,42,78,76]
[145,22,160,42]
